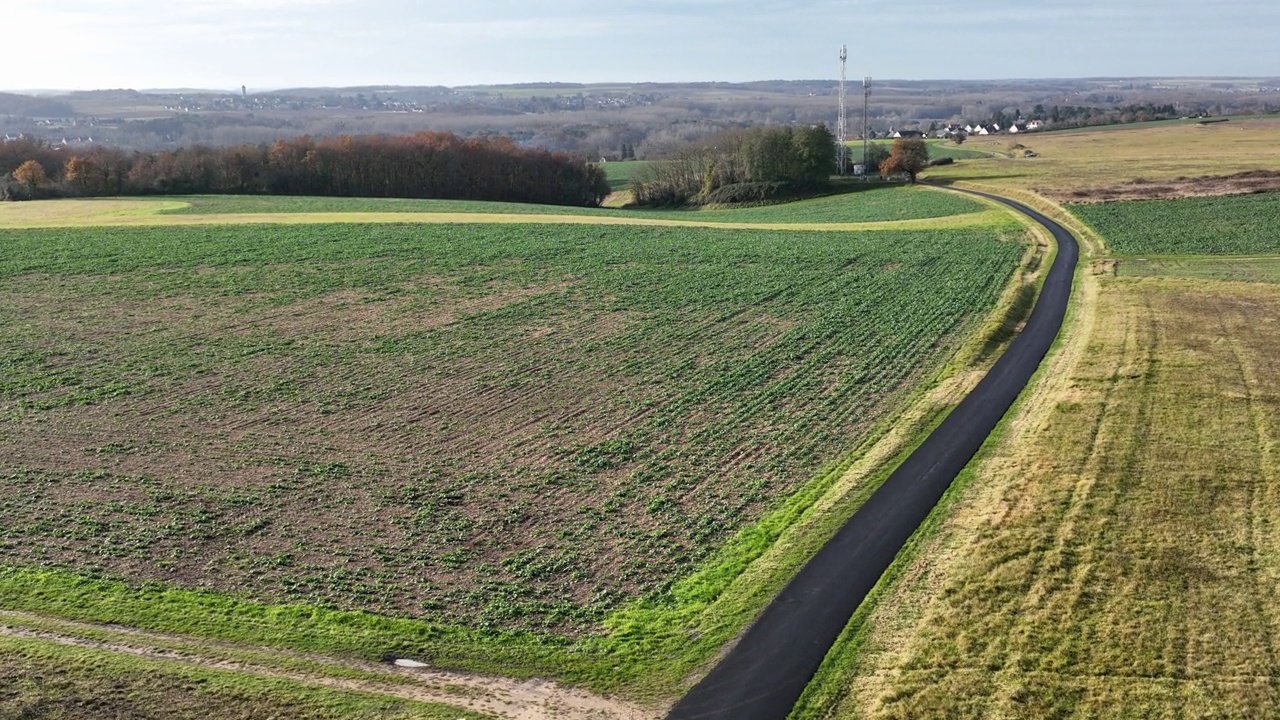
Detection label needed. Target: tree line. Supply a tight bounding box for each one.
[630,124,837,206]
[0,132,611,206]
[975,103,1183,132]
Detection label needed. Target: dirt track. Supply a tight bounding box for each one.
[0,610,654,720]
[665,188,1080,720]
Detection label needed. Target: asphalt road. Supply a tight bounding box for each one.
[665,188,1080,720]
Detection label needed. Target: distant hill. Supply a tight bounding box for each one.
[0,92,75,117]
[270,85,452,98]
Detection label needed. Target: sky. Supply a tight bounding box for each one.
[5,0,1279,91]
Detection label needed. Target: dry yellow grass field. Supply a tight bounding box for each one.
[927,115,1280,196]
[0,197,1005,232]
[803,273,1280,718]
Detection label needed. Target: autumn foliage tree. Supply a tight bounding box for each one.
[879,137,930,183]
[13,160,47,189]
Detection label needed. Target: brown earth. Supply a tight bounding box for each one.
[1051,169,1280,203]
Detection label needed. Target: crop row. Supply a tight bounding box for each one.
[0,221,1023,635]
[1068,191,1280,255]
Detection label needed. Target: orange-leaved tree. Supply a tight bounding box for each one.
[878,138,929,183]
[13,159,47,189]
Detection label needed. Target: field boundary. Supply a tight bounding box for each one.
[0,203,1008,232]
[0,609,645,720]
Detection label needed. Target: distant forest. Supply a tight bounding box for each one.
[0,133,610,206]
[2,79,1278,161]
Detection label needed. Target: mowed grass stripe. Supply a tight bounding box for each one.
[1117,256,1280,283]
[0,207,1009,231]
[0,185,992,229]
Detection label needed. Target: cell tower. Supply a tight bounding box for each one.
[837,46,848,175]
[863,76,872,177]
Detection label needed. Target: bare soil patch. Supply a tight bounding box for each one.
[1051,169,1280,202]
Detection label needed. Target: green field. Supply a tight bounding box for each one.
[0,210,1027,700]
[600,160,650,191]
[924,141,997,161]
[852,139,998,163]
[1068,192,1280,255]
[159,185,987,224]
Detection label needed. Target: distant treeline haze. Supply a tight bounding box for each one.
[0,133,611,207]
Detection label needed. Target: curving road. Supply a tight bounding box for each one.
[665,188,1079,720]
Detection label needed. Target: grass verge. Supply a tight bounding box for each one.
[791,215,1088,719]
[0,633,491,720]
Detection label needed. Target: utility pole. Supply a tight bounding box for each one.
[863,76,872,178]
[837,46,848,175]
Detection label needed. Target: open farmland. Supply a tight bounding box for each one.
[924,115,1280,198]
[1068,192,1280,255]
[159,185,985,224]
[0,206,1028,697]
[0,187,993,231]
[797,274,1280,719]
[921,141,998,161]
[601,161,651,191]
[860,140,998,163]
[795,113,1280,719]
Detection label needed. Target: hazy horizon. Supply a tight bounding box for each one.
[7,74,1280,97]
[4,0,1279,93]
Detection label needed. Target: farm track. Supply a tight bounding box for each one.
[666,188,1080,719]
[0,610,656,720]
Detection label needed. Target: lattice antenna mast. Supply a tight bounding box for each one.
[837,45,848,175]
[863,76,872,177]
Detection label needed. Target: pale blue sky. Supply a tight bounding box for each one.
[6,0,1279,91]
